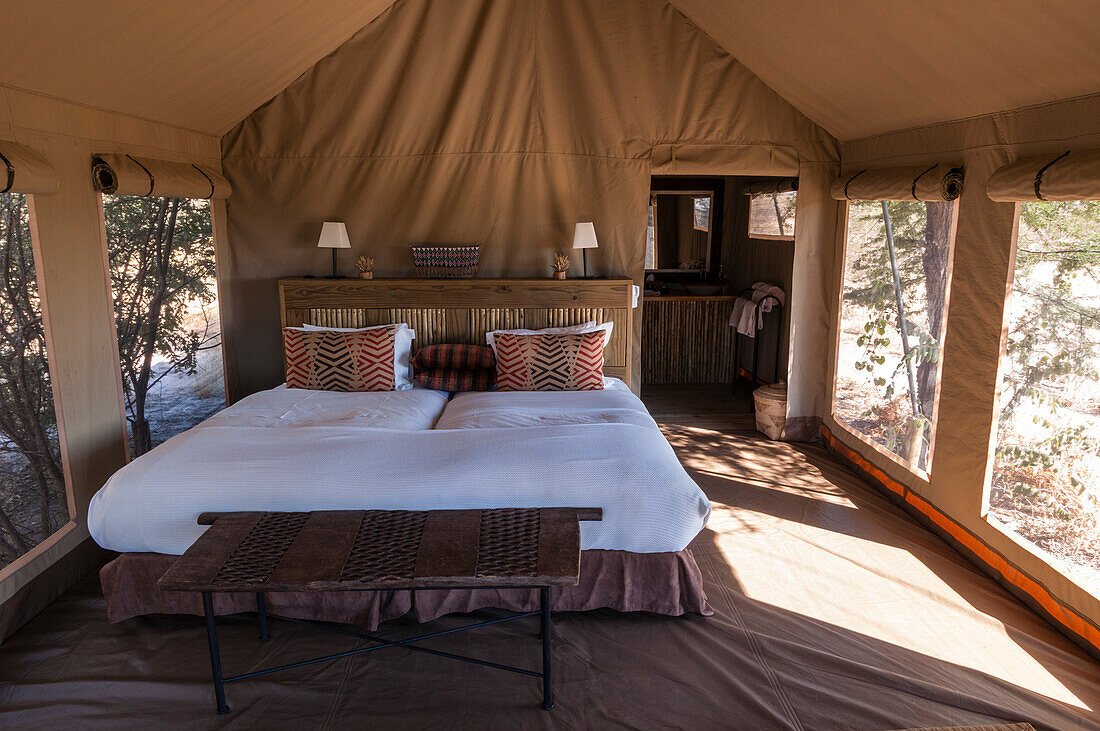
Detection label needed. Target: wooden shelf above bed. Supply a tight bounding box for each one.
[278,277,634,383]
[279,276,633,308]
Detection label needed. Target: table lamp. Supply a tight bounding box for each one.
[573,222,598,278]
[317,221,351,278]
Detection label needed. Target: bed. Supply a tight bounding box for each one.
[91,278,712,627]
[434,377,659,430]
[197,383,450,430]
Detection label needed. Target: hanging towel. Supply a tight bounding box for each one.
[751,282,786,329]
[751,281,786,306]
[729,296,757,337]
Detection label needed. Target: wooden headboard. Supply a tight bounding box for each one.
[277,277,634,383]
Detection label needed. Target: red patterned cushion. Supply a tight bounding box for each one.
[412,343,495,370]
[283,327,396,391]
[495,332,604,391]
[414,368,496,392]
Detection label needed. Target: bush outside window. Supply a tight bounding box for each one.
[987,200,1100,593]
[102,195,225,457]
[833,200,955,473]
[0,193,69,572]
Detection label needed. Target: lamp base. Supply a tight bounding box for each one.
[325,248,341,278]
[573,248,594,279]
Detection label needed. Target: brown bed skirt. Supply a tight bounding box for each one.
[99,549,712,629]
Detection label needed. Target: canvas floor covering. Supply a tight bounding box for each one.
[0,384,1098,729]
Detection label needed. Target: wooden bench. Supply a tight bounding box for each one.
[158,507,601,714]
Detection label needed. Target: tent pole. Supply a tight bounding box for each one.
[880,202,920,415]
[880,202,924,460]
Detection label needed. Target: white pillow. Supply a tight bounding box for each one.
[484,321,614,357]
[295,323,415,390]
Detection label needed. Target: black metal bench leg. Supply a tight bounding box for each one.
[202,592,230,715]
[257,592,270,642]
[540,586,554,710]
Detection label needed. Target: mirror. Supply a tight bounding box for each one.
[645,191,713,273]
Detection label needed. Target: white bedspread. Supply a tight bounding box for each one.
[200,385,450,430]
[434,378,658,430]
[88,381,710,556]
[89,431,708,555]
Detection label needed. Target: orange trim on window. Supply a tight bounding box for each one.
[821,426,905,496]
[822,425,1100,656]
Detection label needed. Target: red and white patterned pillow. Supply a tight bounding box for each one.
[283,327,397,391]
[495,332,605,391]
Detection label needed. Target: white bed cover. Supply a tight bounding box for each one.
[198,384,450,430]
[88,380,710,555]
[434,378,658,430]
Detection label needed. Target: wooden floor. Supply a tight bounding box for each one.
[641,382,756,429]
[1,388,1098,728]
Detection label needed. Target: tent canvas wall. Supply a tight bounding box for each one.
[219,0,838,426]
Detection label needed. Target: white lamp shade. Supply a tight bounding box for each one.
[317,221,351,249]
[573,222,598,249]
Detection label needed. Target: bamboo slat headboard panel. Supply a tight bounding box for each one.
[278,278,634,383]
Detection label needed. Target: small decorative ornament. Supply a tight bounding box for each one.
[355,255,375,280]
[410,244,480,278]
[552,253,570,280]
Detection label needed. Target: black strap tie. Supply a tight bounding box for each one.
[0,150,13,194]
[910,164,938,200]
[126,154,155,197]
[843,169,867,200]
[191,164,216,199]
[1033,151,1070,201]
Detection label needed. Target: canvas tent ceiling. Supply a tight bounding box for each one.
[3,1,1099,140]
[0,0,393,136]
[671,0,1100,141]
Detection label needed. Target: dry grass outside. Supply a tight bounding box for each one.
[833,304,930,472]
[835,377,920,452]
[179,295,224,401]
[840,362,1100,588]
[989,463,1100,589]
[129,287,224,452]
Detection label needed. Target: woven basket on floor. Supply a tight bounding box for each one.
[753,382,788,441]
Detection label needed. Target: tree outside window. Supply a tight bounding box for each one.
[833,200,954,473]
[988,200,1100,592]
[748,191,797,239]
[102,195,224,457]
[0,193,68,570]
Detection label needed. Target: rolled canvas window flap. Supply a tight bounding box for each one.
[987,149,1100,201]
[91,153,231,199]
[745,178,798,195]
[0,141,59,194]
[830,164,963,201]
